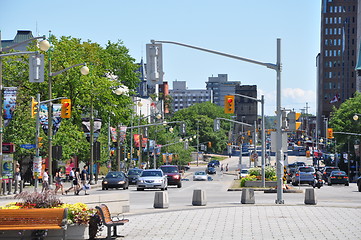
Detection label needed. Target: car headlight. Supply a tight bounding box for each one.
[138,179,144,183]
[118,181,125,184]
[103,181,108,184]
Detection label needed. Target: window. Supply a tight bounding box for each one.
[338,50,341,56]
[338,17,341,24]
[325,39,328,45]
[325,17,328,24]
[329,72,332,78]
[338,39,341,45]
[325,50,328,57]
[330,6,333,13]
[334,50,336,56]
[334,39,337,45]
[325,28,328,35]
[330,18,333,24]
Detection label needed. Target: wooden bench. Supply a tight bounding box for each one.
[0,208,68,239]
[96,204,129,239]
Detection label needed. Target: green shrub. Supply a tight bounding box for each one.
[240,175,257,187]
[248,167,261,176]
[265,166,276,179]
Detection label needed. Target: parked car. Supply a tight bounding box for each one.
[193,171,208,181]
[357,176,361,192]
[206,166,216,175]
[102,171,129,190]
[322,166,340,182]
[292,166,315,186]
[327,171,349,186]
[159,165,182,188]
[239,169,249,178]
[136,169,168,191]
[127,168,143,185]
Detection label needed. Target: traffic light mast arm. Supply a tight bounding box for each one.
[234,93,261,102]
[39,96,67,104]
[0,51,39,57]
[216,117,253,127]
[127,120,185,130]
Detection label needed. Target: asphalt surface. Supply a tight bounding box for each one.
[0,156,360,239]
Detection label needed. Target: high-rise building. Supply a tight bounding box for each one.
[206,74,241,106]
[169,81,211,112]
[234,85,258,133]
[1,30,34,51]
[317,0,360,135]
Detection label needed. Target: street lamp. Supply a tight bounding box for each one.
[150,39,282,203]
[0,32,49,194]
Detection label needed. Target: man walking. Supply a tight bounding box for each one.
[78,165,90,195]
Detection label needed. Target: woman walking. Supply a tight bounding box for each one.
[54,168,64,195]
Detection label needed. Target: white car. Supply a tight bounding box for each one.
[240,169,249,178]
[137,169,168,191]
[193,171,208,181]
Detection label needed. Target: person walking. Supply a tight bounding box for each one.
[41,168,49,192]
[65,168,76,194]
[73,168,81,195]
[226,163,229,172]
[54,168,64,195]
[77,165,89,195]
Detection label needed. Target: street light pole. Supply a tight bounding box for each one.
[151,38,283,203]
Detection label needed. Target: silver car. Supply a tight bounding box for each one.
[136,169,168,191]
[193,171,208,181]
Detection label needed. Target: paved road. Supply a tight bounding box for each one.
[1,155,360,239]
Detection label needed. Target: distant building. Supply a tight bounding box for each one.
[1,30,34,51]
[206,74,241,107]
[317,0,360,136]
[169,81,211,112]
[234,85,258,134]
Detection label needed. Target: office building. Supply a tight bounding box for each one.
[317,0,360,135]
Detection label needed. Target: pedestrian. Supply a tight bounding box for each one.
[226,163,229,172]
[65,168,76,194]
[221,164,224,172]
[74,168,81,195]
[77,165,89,195]
[54,168,64,195]
[14,163,21,185]
[41,168,49,192]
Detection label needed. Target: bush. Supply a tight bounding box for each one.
[248,167,261,176]
[265,166,276,179]
[240,175,257,187]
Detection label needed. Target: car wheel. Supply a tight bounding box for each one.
[328,182,332,186]
[137,188,143,191]
[177,182,182,188]
[102,187,105,190]
[358,184,361,192]
[345,183,349,186]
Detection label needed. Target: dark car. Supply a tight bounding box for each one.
[322,166,340,182]
[159,165,182,188]
[127,168,143,185]
[206,166,216,175]
[328,171,349,186]
[208,160,220,167]
[102,171,129,190]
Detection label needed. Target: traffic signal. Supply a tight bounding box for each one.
[208,142,212,148]
[247,130,251,136]
[61,99,71,118]
[31,97,39,118]
[224,95,235,114]
[38,137,43,148]
[287,111,302,130]
[327,128,334,139]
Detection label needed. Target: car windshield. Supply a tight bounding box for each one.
[195,172,206,175]
[128,170,142,175]
[298,167,315,173]
[241,170,248,174]
[141,171,163,177]
[331,171,346,176]
[106,172,124,178]
[160,166,178,173]
[326,168,340,173]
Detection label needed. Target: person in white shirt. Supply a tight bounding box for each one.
[41,168,49,192]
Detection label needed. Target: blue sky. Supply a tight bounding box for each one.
[1,0,321,116]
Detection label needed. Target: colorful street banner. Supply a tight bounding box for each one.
[119,126,127,143]
[3,87,17,120]
[110,127,117,142]
[2,154,13,178]
[40,104,62,135]
[133,134,147,148]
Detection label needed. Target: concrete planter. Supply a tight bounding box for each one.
[244,181,277,188]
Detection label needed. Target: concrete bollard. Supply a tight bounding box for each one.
[19,180,24,193]
[14,179,19,194]
[154,191,169,208]
[192,189,207,206]
[304,188,317,205]
[2,181,7,195]
[241,188,255,204]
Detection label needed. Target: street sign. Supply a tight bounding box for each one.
[20,144,36,149]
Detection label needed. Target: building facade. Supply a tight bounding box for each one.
[206,74,241,107]
[317,0,360,135]
[169,81,211,112]
[234,85,258,132]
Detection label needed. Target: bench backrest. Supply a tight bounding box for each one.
[0,208,68,228]
[96,204,112,224]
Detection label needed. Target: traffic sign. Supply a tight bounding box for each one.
[20,144,36,149]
